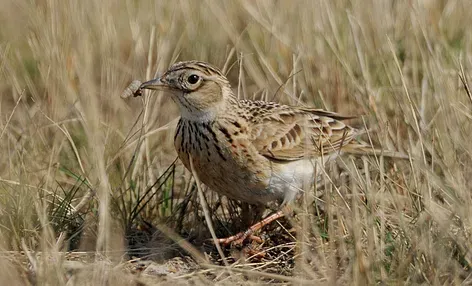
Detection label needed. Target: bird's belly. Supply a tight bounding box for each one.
[268,159,317,204]
[186,153,279,204]
[180,149,318,205]
[175,123,281,204]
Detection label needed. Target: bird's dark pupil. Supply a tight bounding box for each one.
[188,75,199,84]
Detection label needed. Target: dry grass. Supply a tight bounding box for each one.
[1,0,472,284]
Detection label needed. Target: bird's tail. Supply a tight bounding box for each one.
[342,142,410,159]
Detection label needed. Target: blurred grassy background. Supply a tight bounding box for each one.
[1,0,472,284]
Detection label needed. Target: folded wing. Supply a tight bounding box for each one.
[247,105,357,161]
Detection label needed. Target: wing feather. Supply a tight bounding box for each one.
[244,103,357,161]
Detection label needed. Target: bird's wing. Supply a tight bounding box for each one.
[245,103,357,161]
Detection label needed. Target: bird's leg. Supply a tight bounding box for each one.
[217,209,286,245]
[240,202,252,227]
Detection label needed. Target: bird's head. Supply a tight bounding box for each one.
[140,61,233,121]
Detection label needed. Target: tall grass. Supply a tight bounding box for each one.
[0,0,471,284]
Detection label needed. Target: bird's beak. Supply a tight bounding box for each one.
[139,78,167,90]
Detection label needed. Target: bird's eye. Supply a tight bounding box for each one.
[187,74,200,84]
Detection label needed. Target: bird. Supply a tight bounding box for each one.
[130,60,403,245]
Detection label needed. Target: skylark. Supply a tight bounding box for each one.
[127,60,402,244]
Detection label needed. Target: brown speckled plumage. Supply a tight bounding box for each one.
[137,60,382,206]
[133,60,408,244]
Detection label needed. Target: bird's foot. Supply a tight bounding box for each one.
[216,231,262,246]
[214,210,286,246]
